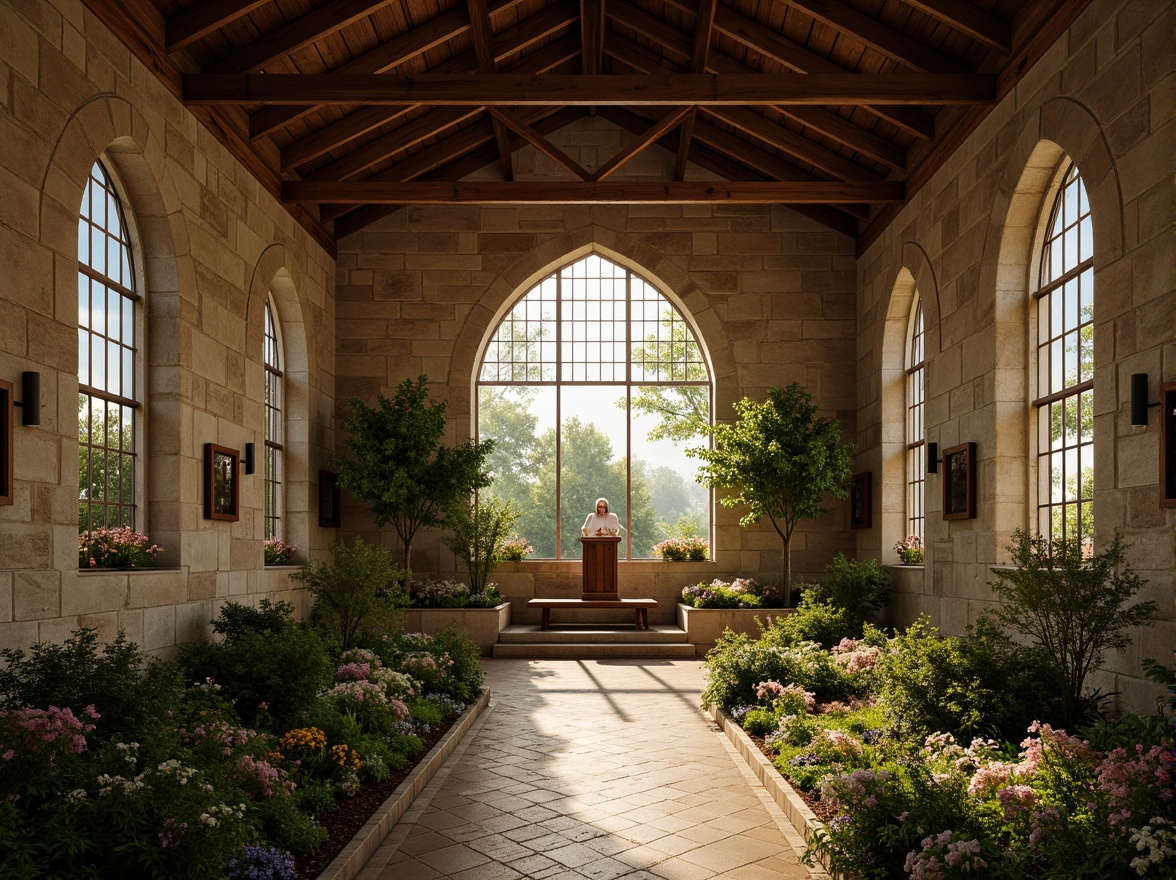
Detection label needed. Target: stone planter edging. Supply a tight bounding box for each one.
[678,603,792,655]
[315,686,491,880]
[708,704,832,877]
[401,603,511,655]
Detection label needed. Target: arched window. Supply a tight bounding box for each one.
[1034,163,1093,546]
[78,160,140,533]
[905,299,925,541]
[263,299,284,540]
[477,253,711,559]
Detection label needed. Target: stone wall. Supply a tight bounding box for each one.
[335,115,860,589]
[0,0,337,655]
[854,0,1174,709]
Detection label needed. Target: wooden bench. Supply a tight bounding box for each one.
[528,598,659,630]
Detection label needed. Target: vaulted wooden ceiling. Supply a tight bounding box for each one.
[85,0,1090,257]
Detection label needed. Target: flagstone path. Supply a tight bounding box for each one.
[357,658,817,879]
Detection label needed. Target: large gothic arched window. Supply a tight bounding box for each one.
[1034,163,1094,547]
[78,160,141,534]
[477,254,711,559]
[264,299,284,540]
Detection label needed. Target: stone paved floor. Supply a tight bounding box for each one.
[357,659,815,880]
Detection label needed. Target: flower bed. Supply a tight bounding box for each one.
[0,605,486,879]
[702,611,1176,879]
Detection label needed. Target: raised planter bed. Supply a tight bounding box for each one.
[677,603,792,656]
[401,603,511,655]
[314,687,491,880]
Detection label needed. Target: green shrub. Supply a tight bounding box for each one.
[421,624,486,702]
[876,616,1062,742]
[986,529,1155,728]
[293,538,408,649]
[761,593,850,650]
[212,599,296,640]
[179,616,335,728]
[741,707,780,737]
[702,632,851,711]
[803,554,889,636]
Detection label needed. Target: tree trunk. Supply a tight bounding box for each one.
[782,534,792,608]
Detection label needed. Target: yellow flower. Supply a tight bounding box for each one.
[279,727,326,752]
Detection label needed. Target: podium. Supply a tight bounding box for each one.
[579,535,621,601]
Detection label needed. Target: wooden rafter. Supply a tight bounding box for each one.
[165,0,269,52]
[783,0,969,74]
[580,0,604,75]
[185,73,996,106]
[674,0,717,181]
[590,107,692,181]
[467,0,515,180]
[697,2,935,139]
[902,0,1011,54]
[286,180,905,204]
[205,0,399,75]
[489,108,591,179]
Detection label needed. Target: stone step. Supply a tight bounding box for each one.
[498,624,688,644]
[491,641,698,659]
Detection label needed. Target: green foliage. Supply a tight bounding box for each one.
[689,383,854,593]
[701,631,851,711]
[876,616,1063,742]
[212,599,296,640]
[761,593,851,651]
[804,554,890,636]
[77,395,134,532]
[292,538,408,650]
[0,628,159,741]
[425,624,486,703]
[741,707,780,737]
[179,610,335,728]
[442,492,517,592]
[985,529,1156,728]
[336,375,494,573]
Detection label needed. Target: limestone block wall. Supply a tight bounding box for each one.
[0,0,336,655]
[855,0,1174,709]
[335,116,860,591]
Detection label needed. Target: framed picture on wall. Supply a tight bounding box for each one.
[204,443,240,521]
[319,469,341,528]
[942,442,976,520]
[850,472,871,529]
[0,379,13,506]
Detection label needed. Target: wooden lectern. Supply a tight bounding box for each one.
[579,535,621,601]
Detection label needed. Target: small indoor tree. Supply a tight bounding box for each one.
[689,383,854,600]
[335,376,494,575]
[442,492,517,594]
[986,529,1156,727]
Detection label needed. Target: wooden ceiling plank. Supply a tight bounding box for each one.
[591,106,693,181]
[166,0,271,53]
[207,0,399,75]
[185,73,996,105]
[311,41,578,195]
[675,0,718,180]
[900,0,1011,54]
[249,4,479,139]
[580,0,604,75]
[285,180,906,203]
[467,0,515,180]
[783,0,969,74]
[707,4,935,138]
[489,108,591,179]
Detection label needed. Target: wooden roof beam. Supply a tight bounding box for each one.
[467,0,515,180]
[166,0,270,52]
[206,0,399,75]
[783,0,969,74]
[185,73,996,105]
[591,107,693,180]
[580,0,605,75]
[901,0,1011,54]
[489,108,591,179]
[285,180,905,204]
[675,0,717,180]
